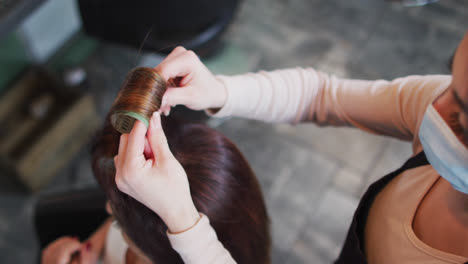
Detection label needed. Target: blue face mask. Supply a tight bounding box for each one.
[419,104,468,194]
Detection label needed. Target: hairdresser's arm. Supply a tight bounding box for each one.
[114,113,236,264]
[212,70,452,140]
[157,47,450,141]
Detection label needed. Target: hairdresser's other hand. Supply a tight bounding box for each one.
[41,237,97,264]
[156,46,227,115]
[114,112,200,233]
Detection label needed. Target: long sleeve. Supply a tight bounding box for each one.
[211,68,451,150]
[167,214,236,264]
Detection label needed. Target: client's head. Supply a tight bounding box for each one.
[91,115,271,263]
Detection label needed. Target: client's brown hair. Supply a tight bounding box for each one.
[91,116,271,263]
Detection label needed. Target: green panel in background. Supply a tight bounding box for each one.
[0,32,30,94]
[0,30,99,95]
[204,43,260,75]
[47,31,99,72]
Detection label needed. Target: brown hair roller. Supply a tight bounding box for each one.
[110,67,167,133]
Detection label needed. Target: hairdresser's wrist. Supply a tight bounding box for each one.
[163,203,200,234]
[211,76,228,109]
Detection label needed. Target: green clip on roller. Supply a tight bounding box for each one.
[110,67,167,134]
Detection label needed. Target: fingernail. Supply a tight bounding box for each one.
[152,112,160,124]
[86,242,92,251]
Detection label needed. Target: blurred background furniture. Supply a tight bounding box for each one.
[0,68,99,191]
[0,0,242,192]
[78,0,241,57]
[34,188,107,251]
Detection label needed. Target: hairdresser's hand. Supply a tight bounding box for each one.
[156,46,227,115]
[114,112,200,233]
[41,237,97,264]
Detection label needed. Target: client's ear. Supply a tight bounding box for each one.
[106,201,113,215]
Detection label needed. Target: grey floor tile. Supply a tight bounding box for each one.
[257,25,361,78]
[309,188,358,247]
[268,194,311,251]
[365,137,413,189]
[352,18,432,79]
[0,196,37,262]
[275,124,388,174]
[350,3,462,80]
[218,119,341,255]
[292,188,359,263]
[204,42,261,75]
[3,199,37,248]
[332,166,367,199]
[217,118,338,199]
[272,245,306,264]
[392,0,468,35]
[0,194,29,232]
[285,0,386,44]
[217,119,295,195]
[291,229,337,264]
[268,148,337,207]
[0,248,37,264]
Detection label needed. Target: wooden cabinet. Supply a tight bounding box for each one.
[0,69,99,191]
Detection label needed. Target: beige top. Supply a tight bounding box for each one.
[104,221,128,264]
[102,214,235,264]
[365,166,468,264]
[167,214,235,264]
[164,67,457,263]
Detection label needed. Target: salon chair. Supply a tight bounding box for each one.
[78,0,240,57]
[34,188,108,253]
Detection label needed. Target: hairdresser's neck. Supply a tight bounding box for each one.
[446,181,468,226]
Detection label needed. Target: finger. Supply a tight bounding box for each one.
[156,50,199,81]
[164,107,171,116]
[154,47,187,76]
[144,137,154,159]
[113,155,119,167]
[161,86,194,109]
[179,71,195,87]
[70,257,80,264]
[159,95,170,114]
[158,104,168,116]
[147,112,171,164]
[69,251,81,264]
[165,46,187,60]
[126,120,147,159]
[157,104,171,117]
[117,134,128,162]
[78,243,98,264]
[167,76,183,88]
[56,240,82,264]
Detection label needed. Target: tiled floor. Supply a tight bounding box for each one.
[1,0,467,263]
